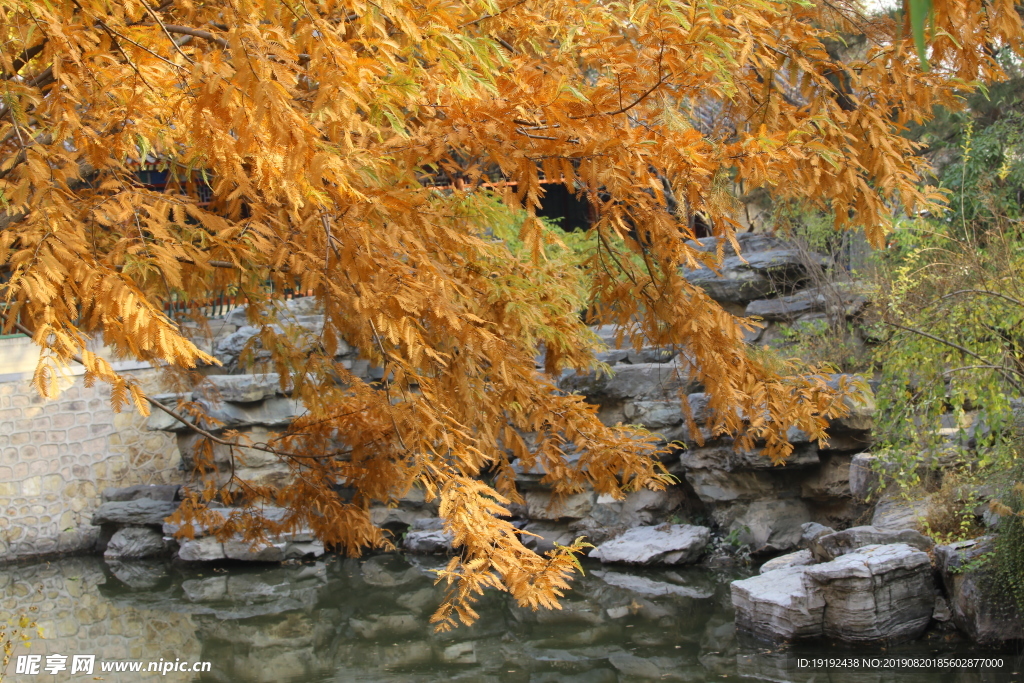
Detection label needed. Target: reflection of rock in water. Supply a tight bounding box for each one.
[2,555,1010,683]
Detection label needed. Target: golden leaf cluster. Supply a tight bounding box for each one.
[1,0,1021,625]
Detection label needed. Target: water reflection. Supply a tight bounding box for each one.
[0,554,1019,682]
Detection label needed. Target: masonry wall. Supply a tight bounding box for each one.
[0,355,183,562]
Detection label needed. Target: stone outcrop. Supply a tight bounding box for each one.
[731,564,826,640]
[734,541,937,644]
[804,543,934,643]
[91,499,180,526]
[814,525,933,560]
[934,536,1023,644]
[589,524,710,565]
[163,507,325,564]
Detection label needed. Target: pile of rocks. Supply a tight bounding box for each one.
[94,485,324,566]
[732,524,1021,645]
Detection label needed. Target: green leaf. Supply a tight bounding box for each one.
[908,0,932,72]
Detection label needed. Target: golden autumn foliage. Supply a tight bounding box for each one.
[1,0,1022,627]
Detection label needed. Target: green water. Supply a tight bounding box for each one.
[0,554,1020,682]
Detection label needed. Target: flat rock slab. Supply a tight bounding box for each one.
[817,526,933,561]
[731,565,825,640]
[589,524,710,565]
[592,570,713,599]
[91,499,180,526]
[804,543,934,643]
[759,549,814,574]
[101,484,180,503]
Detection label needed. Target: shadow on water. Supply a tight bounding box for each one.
[1,554,1021,682]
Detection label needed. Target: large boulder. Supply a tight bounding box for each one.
[731,565,825,640]
[103,527,168,560]
[815,526,934,561]
[934,536,1023,645]
[91,499,180,526]
[804,543,935,643]
[589,524,710,565]
[558,362,699,405]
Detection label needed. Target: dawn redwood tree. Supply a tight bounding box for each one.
[0,0,1021,627]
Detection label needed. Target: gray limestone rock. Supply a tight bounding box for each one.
[934,536,1023,645]
[871,492,930,531]
[804,543,934,643]
[177,536,226,562]
[525,490,596,520]
[799,522,835,562]
[201,373,284,402]
[726,499,812,553]
[849,452,881,501]
[223,539,286,562]
[101,484,180,503]
[816,526,934,561]
[403,529,454,554]
[91,499,180,526]
[103,527,167,560]
[759,549,815,574]
[558,362,699,404]
[731,565,825,640]
[589,524,710,565]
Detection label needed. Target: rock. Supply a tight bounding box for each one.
[934,536,1023,644]
[91,499,180,526]
[558,362,699,404]
[592,570,714,599]
[223,539,286,562]
[799,522,834,562]
[442,642,476,665]
[201,373,285,402]
[933,595,952,622]
[177,536,226,562]
[101,484,180,503]
[525,490,596,520]
[871,492,930,531]
[403,529,454,554]
[816,526,934,561]
[746,290,826,322]
[799,453,853,500]
[804,543,934,643]
[827,375,875,432]
[103,527,167,560]
[282,542,325,559]
[683,469,779,502]
[589,524,710,565]
[731,565,825,640]
[759,549,814,574]
[684,250,822,304]
[679,442,819,472]
[849,452,881,501]
[726,499,811,553]
[522,521,577,554]
[608,652,663,679]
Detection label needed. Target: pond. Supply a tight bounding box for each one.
[0,554,1020,682]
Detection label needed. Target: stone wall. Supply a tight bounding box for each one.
[0,366,182,562]
[0,558,201,682]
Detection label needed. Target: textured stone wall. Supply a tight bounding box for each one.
[0,369,183,562]
[0,558,201,682]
